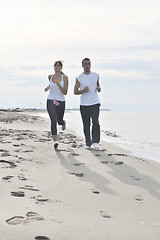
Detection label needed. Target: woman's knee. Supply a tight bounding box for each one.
[57,120,62,125]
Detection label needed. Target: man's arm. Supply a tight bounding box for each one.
[74,78,89,95]
[96,78,101,92]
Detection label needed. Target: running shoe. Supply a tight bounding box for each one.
[93,143,100,150]
[54,141,58,150]
[62,120,66,131]
[85,145,90,150]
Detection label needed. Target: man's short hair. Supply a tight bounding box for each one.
[82,58,91,64]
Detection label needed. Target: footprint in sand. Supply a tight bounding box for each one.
[14,149,21,153]
[6,216,25,225]
[22,150,34,153]
[91,189,100,194]
[69,172,84,177]
[130,176,140,181]
[26,211,43,219]
[72,162,84,166]
[71,143,77,148]
[18,157,25,160]
[115,161,124,165]
[18,174,27,181]
[109,153,128,157]
[37,138,50,142]
[23,212,44,223]
[6,212,43,225]
[56,149,70,152]
[101,161,109,164]
[94,153,101,157]
[100,211,112,219]
[2,175,14,182]
[134,194,144,202]
[1,152,12,157]
[70,153,80,156]
[1,141,12,144]
[35,236,50,240]
[0,160,17,168]
[19,185,39,192]
[15,137,25,141]
[11,191,25,197]
[13,144,20,147]
[36,197,49,204]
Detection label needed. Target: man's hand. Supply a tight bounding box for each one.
[83,86,89,92]
[96,87,101,92]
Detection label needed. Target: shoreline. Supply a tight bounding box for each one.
[25,109,160,164]
[0,110,160,240]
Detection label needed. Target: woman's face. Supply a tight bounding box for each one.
[54,62,62,72]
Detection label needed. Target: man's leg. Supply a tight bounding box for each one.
[91,104,100,144]
[80,106,92,147]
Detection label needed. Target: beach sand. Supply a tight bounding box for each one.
[0,110,160,240]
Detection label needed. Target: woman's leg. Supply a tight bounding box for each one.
[56,101,65,126]
[47,99,58,141]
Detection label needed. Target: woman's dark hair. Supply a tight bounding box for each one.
[54,60,64,74]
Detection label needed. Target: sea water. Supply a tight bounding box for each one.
[39,110,160,163]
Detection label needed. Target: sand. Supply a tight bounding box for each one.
[0,110,160,240]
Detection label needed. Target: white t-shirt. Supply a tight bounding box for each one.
[76,72,100,106]
[47,74,65,101]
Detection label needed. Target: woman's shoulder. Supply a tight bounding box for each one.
[48,74,54,80]
[63,74,68,80]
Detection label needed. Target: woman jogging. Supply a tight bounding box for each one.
[44,60,68,150]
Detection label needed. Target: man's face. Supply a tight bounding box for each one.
[82,60,91,72]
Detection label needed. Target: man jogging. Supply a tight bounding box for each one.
[74,58,101,150]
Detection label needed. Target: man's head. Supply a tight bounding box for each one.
[82,58,91,73]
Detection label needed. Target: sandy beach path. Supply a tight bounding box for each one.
[0,110,160,240]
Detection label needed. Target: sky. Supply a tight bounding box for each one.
[0,0,160,111]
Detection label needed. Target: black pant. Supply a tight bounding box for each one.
[80,104,100,147]
[47,99,65,135]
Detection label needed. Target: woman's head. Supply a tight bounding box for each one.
[54,60,63,68]
[54,60,64,74]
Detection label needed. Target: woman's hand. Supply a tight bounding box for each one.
[56,82,60,88]
[44,86,50,92]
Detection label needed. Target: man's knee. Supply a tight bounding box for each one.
[92,119,99,126]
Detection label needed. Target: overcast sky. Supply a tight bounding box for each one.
[0,0,160,110]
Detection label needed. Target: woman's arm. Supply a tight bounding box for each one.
[44,75,51,92]
[57,75,68,95]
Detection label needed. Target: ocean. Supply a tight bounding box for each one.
[39,110,160,163]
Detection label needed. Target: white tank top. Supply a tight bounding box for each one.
[47,74,65,101]
[76,72,100,106]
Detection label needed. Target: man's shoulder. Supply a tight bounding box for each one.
[76,72,84,79]
[91,71,99,77]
